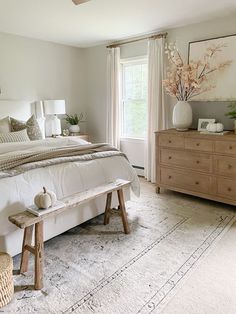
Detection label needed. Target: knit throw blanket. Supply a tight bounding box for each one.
[0,143,125,178]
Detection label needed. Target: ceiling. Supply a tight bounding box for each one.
[0,0,235,48]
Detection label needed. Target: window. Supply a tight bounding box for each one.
[120,58,148,139]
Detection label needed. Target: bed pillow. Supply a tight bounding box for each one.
[0,117,11,133]
[0,129,30,143]
[10,115,43,141]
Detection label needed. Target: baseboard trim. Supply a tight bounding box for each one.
[132,165,144,176]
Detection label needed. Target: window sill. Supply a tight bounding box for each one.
[120,137,145,143]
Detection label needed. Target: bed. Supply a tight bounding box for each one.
[0,100,139,256]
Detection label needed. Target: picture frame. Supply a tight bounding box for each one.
[188,33,236,101]
[197,119,216,131]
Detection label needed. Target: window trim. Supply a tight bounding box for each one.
[120,55,148,65]
[120,57,148,140]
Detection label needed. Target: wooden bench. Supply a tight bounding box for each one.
[8,179,131,290]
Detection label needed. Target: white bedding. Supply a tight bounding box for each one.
[0,138,140,256]
[0,136,90,154]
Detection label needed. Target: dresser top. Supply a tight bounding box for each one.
[156,129,236,142]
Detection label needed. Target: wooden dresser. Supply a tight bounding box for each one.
[156,129,236,206]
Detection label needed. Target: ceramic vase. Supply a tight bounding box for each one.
[172,101,193,131]
[69,124,80,133]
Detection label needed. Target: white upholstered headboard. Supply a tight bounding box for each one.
[0,100,44,120]
[0,100,45,137]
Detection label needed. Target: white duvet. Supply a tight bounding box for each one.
[0,137,139,255]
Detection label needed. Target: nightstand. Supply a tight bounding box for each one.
[47,134,90,142]
[67,134,90,142]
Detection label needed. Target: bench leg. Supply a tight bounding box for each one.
[104,192,112,225]
[20,225,33,274]
[34,221,44,290]
[117,189,130,234]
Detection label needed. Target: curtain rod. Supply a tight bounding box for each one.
[106,32,168,49]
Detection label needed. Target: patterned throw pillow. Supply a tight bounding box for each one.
[0,129,30,143]
[10,115,43,141]
[0,117,11,133]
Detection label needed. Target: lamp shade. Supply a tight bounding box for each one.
[44,100,66,115]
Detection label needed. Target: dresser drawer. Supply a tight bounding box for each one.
[215,141,236,155]
[214,156,236,177]
[216,178,236,200]
[160,148,212,173]
[159,134,184,149]
[185,138,213,152]
[160,168,212,194]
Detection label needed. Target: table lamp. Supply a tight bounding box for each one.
[44,100,66,137]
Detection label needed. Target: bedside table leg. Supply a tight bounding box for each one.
[156,186,161,194]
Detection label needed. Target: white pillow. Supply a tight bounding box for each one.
[0,117,10,133]
[0,129,30,143]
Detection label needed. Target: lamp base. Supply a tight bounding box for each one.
[45,115,62,137]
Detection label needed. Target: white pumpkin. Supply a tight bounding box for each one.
[206,122,224,133]
[34,187,57,209]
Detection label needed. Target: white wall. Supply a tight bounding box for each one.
[0,32,87,131]
[85,13,236,167]
[85,45,107,142]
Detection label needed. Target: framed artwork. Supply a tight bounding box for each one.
[197,119,216,131]
[188,34,236,101]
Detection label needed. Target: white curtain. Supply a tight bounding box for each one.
[145,37,166,183]
[106,47,120,148]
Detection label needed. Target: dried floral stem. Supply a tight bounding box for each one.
[163,43,231,101]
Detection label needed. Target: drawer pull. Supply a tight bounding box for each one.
[195,181,199,185]
[228,164,232,169]
[229,146,233,150]
[168,156,172,160]
[168,175,172,179]
[196,143,200,147]
[196,160,200,164]
[228,187,232,192]
[168,140,172,144]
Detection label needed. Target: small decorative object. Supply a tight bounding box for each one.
[172,101,192,131]
[34,187,57,209]
[0,252,14,308]
[163,43,231,131]
[206,122,224,133]
[225,102,236,134]
[62,129,70,136]
[69,132,80,136]
[69,125,80,133]
[200,130,230,136]
[65,113,84,134]
[197,119,216,131]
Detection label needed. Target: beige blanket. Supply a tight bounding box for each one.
[0,143,126,178]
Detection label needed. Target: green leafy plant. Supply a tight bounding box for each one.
[225,102,236,119]
[65,113,84,125]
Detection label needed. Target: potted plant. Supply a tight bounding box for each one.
[163,43,231,131]
[225,102,236,134]
[65,113,84,133]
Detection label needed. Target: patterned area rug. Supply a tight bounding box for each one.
[2,179,235,314]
